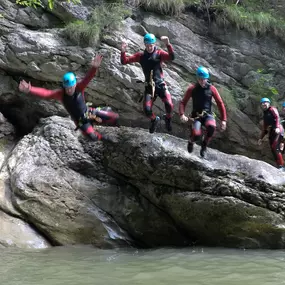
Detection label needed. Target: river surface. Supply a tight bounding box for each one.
[1,246,285,285]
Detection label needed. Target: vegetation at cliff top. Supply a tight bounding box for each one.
[63,3,131,46]
[16,0,285,41]
[128,0,285,41]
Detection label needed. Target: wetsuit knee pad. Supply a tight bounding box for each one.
[191,128,202,137]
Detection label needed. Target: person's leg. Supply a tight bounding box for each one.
[269,132,284,168]
[157,84,173,132]
[187,119,202,153]
[91,107,119,126]
[200,115,216,157]
[143,90,159,133]
[80,121,102,141]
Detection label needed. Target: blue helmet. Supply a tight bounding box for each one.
[282,102,285,107]
[260,97,271,104]
[62,72,76,88]
[196,66,210,79]
[144,33,156,44]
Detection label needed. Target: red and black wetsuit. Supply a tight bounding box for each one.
[260,106,284,167]
[28,67,119,141]
[121,45,174,120]
[179,82,227,145]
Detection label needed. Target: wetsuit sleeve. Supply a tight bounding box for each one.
[29,86,63,100]
[159,44,175,61]
[270,107,281,129]
[121,52,142,65]
[76,66,98,91]
[211,86,227,121]
[179,85,194,115]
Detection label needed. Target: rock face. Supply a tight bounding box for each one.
[4,116,285,249]
[0,0,284,163]
[1,0,285,249]
[0,112,49,248]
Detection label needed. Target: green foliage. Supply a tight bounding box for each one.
[64,20,100,46]
[249,69,279,105]
[64,3,131,46]
[129,0,187,16]
[16,0,80,10]
[16,0,43,8]
[216,84,237,111]
[216,5,285,39]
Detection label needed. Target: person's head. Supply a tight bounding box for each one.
[62,72,77,95]
[260,97,271,110]
[196,66,209,88]
[144,33,156,53]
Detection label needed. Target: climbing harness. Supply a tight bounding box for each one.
[74,105,114,131]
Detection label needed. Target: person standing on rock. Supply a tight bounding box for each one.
[279,102,285,153]
[18,54,119,141]
[121,33,174,134]
[258,97,285,170]
[179,66,227,158]
[280,102,285,130]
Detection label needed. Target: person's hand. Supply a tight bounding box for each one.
[160,36,170,46]
[91,54,103,68]
[275,127,280,134]
[221,120,227,132]
[180,114,189,123]
[257,139,262,145]
[19,80,31,94]
[121,41,128,52]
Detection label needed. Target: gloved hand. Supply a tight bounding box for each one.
[180,114,189,123]
[221,120,227,131]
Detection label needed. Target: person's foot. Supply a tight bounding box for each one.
[164,116,172,132]
[187,141,194,153]
[200,141,207,158]
[149,116,160,133]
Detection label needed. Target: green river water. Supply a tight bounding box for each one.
[1,246,284,285]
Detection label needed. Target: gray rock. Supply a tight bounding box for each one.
[5,116,285,249]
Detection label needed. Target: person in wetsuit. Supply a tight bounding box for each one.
[179,66,227,158]
[280,102,285,130]
[18,55,119,141]
[121,33,174,133]
[258,97,284,170]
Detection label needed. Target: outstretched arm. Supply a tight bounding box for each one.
[76,54,103,91]
[19,80,63,100]
[159,36,175,61]
[120,41,142,65]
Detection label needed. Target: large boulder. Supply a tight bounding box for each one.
[4,116,285,249]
